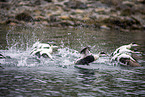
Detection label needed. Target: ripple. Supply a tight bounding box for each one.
[1,27,145,97]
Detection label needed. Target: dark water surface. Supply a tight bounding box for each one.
[0,25,145,96]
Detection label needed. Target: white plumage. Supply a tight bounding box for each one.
[30,42,58,59]
[111,43,141,67]
[75,47,107,65]
[112,42,139,56]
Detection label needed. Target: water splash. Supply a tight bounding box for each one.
[6,29,39,51]
[1,38,81,67]
[53,47,79,66]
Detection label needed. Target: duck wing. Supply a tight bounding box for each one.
[128,60,141,67]
[80,46,91,57]
[131,53,142,61]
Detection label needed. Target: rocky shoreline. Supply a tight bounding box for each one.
[0,0,145,30]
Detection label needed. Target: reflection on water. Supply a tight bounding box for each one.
[0,25,145,96]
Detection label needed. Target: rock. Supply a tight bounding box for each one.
[5,19,20,24]
[0,1,10,9]
[34,0,41,5]
[0,0,7,2]
[18,0,41,6]
[87,1,109,8]
[101,0,122,6]
[75,9,84,14]
[132,4,145,14]
[34,16,46,20]
[137,0,145,4]
[15,12,33,22]
[9,22,17,26]
[64,1,88,9]
[95,8,106,12]
[48,15,59,22]
[102,16,141,29]
[41,21,48,25]
[116,3,130,11]
[0,0,144,30]
[100,25,110,29]
[82,17,90,21]
[60,20,74,27]
[44,0,52,3]
[1,19,25,25]
[122,1,135,7]
[120,8,134,16]
[59,15,70,20]
[94,7,111,14]
[33,10,42,16]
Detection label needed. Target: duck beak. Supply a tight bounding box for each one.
[133,44,139,46]
[52,45,58,48]
[101,53,108,56]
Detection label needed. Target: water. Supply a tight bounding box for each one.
[0,25,145,97]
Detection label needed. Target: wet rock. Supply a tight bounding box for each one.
[74,9,84,14]
[1,19,25,26]
[94,7,111,15]
[41,21,49,25]
[132,4,145,14]
[18,0,41,6]
[60,20,74,27]
[101,0,122,6]
[87,1,108,8]
[0,0,7,2]
[48,15,60,22]
[5,19,20,24]
[64,1,88,9]
[0,0,145,30]
[44,0,52,2]
[122,1,135,7]
[34,0,41,5]
[0,1,10,9]
[34,16,46,21]
[120,8,134,16]
[33,10,42,16]
[102,16,141,29]
[82,17,90,21]
[95,8,106,12]
[100,25,110,29]
[116,3,130,11]
[137,0,145,4]
[15,12,33,22]
[59,15,70,20]
[9,22,17,26]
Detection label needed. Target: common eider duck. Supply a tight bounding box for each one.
[75,46,107,65]
[30,42,58,59]
[111,42,139,56]
[111,53,141,67]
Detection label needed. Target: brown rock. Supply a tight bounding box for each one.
[64,1,88,9]
[15,12,33,22]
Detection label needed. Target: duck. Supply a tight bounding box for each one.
[30,42,58,59]
[75,46,107,65]
[111,53,141,67]
[111,42,141,67]
[111,42,139,56]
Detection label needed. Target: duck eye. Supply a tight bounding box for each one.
[132,42,136,44]
[100,52,105,54]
